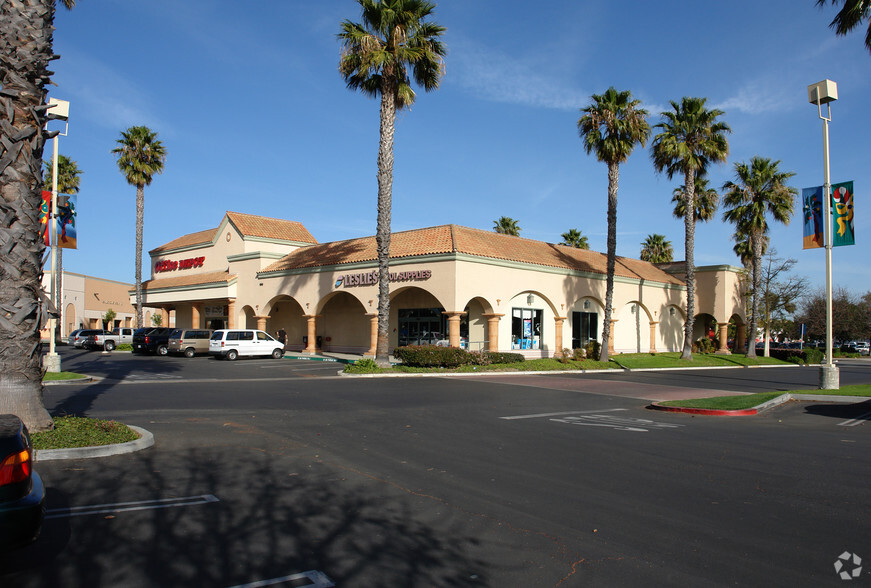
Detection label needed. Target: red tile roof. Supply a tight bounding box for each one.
[261,225,684,285]
[141,270,236,291]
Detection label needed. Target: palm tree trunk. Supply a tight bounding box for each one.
[746,232,763,358]
[0,0,57,431]
[599,162,619,362]
[682,168,696,360]
[135,184,144,328]
[374,73,397,366]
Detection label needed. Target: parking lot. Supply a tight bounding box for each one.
[3,349,870,586]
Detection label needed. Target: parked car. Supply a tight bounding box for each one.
[89,327,135,351]
[66,329,84,346]
[167,329,213,357]
[132,327,174,355]
[209,329,285,360]
[72,329,105,349]
[855,342,870,356]
[0,414,45,550]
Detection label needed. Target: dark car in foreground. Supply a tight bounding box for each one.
[132,327,174,355]
[0,414,45,550]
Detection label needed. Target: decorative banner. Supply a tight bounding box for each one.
[39,190,51,246]
[802,186,824,249]
[38,191,78,249]
[831,181,854,247]
[56,193,77,249]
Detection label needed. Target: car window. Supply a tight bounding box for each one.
[227,331,240,341]
[169,330,182,339]
[240,331,254,341]
[210,332,223,341]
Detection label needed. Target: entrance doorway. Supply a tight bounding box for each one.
[572,311,598,349]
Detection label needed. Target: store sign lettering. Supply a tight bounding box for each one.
[335,269,432,288]
[155,256,205,273]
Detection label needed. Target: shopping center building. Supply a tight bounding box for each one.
[136,211,748,357]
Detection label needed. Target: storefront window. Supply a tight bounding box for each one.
[511,307,542,350]
[398,308,468,347]
[571,311,598,349]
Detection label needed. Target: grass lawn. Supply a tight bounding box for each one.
[43,371,88,381]
[659,384,871,410]
[31,416,138,450]
[612,352,787,369]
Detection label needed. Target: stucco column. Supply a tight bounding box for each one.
[649,321,658,353]
[482,313,503,352]
[443,311,466,348]
[255,315,269,332]
[736,323,747,354]
[608,319,618,354]
[160,307,170,328]
[227,299,235,329]
[716,322,731,355]
[365,313,378,356]
[191,303,202,329]
[553,316,566,358]
[303,315,319,354]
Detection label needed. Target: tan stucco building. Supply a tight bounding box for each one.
[41,271,136,338]
[136,211,748,357]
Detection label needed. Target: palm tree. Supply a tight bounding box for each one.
[112,126,167,329]
[43,154,82,341]
[731,227,769,268]
[0,0,76,432]
[578,87,650,362]
[722,156,796,358]
[651,97,730,360]
[338,0,446,365]
[559,228,589,249]
[816,0,871,53]
[640,234,674,263]
[493,216,521,236]
[671,173,719,223]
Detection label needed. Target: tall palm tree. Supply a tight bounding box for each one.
[559,228,589,249]
[43,154,82,339]
[671,173,719,223]
[493,216,521,236]
[112,126,167,329]
[0,0,76,432]
[651,97,730,360]
[817,0,871,53]
[338,0,446,365]
[722,156,796,358]
[578,87,650,362]
[731,227,769,269]
[640,234,674,263]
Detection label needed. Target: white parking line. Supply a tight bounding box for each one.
[500,408,628,420]
[838,411,871,427]
[45,494,219,519]
[228,570,335,588]
[550,414,685,432]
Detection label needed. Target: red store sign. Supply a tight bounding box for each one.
[155,256,205,273]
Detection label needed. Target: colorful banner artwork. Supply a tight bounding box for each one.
[802,186,824,249]
[831,181,854,247]
[38,191,78,249]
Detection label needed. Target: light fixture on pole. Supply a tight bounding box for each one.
[44,97,70,374]
[807,79,838,390]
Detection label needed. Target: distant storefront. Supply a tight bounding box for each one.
[41,271,135,338]
[134,211,748,357]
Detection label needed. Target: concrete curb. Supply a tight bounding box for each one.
[36,425,154,461]
[648,392,868,416]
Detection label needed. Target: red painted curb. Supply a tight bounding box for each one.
[648,402,758,416]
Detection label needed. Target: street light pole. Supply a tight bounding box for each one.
[807,80,839,390]
[44,98,69,374]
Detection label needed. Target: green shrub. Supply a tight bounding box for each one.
[394,345,469,368]
[803,347,824,364]
[693,338,715,354]
[572,347,587,361]
[558,348,572,364]
[468,351,493,366]
[116,344,133,351]
[485,351,525,364]
[344,357,380,373]
[584,340,601,359]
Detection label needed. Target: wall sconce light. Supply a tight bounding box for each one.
[631,305,636,314]
[583,300,590,310]
[497,299,501,306]
[560,303,564,311]
[669,307,675,316]
[527,294,534,305]
[306,302,310,310]
[368,300,373,307]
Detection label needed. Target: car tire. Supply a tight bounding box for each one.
[105,341,116,352]
[226,349,238,361]
[184,347,195,358]
[272,348,283,359]
[157,345,168,356]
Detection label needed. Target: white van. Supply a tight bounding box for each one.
[209,329,285,360]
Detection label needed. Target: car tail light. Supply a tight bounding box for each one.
[144,336,151,344]
[0,448,32,486]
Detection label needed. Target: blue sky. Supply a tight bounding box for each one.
[49,0,869,295]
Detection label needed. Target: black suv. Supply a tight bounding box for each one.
[132,327,174,355]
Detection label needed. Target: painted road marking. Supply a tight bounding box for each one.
[838,411,871,427]
[550,414,685,433]
[228,570,335,588]
[46,494,219,519]
[124,372,183,380]
[500,408,628,420]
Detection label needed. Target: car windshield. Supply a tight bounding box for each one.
[169,329,183,339]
